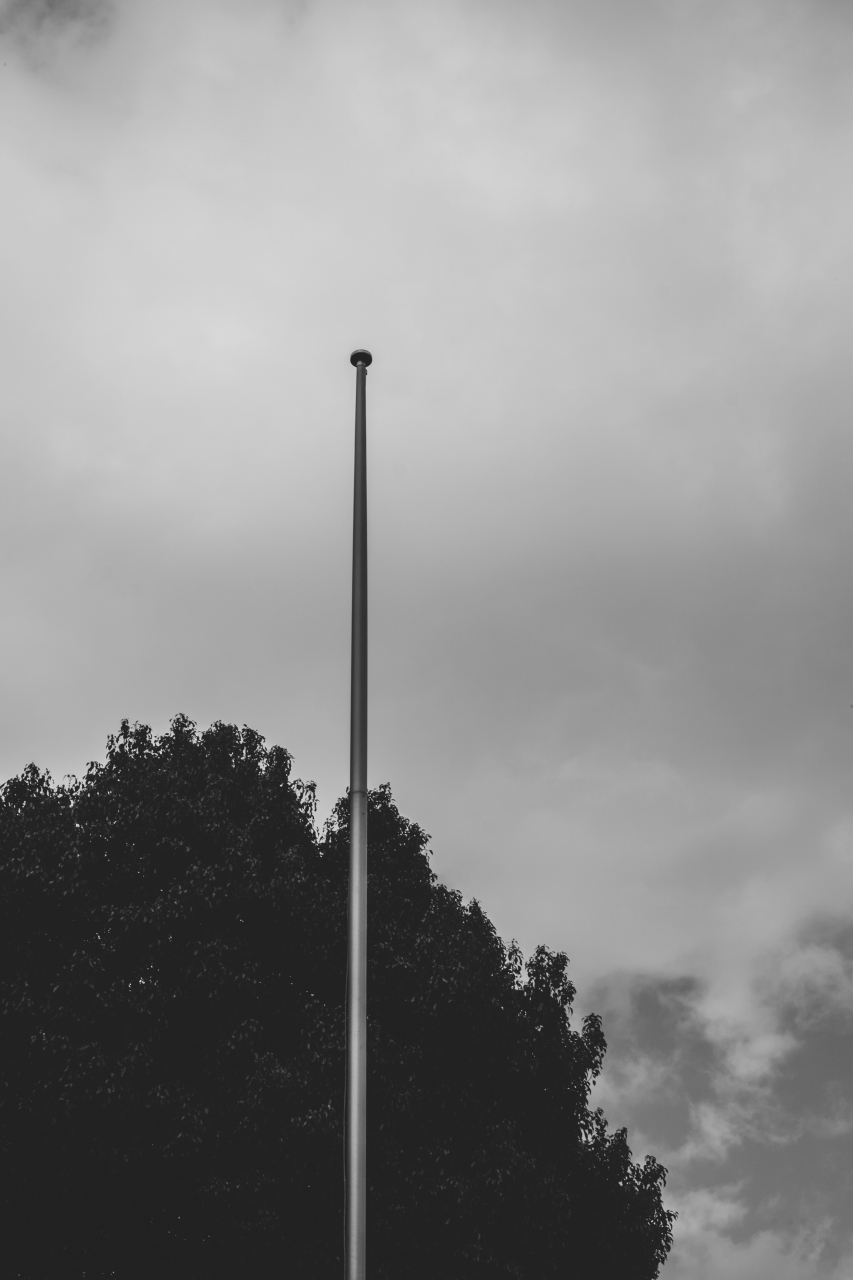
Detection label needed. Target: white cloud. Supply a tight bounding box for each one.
[666,1220,833,1280]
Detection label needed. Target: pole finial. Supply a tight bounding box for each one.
[350,349,373,367]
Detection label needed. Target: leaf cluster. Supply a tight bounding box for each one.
[0,716,673,1278]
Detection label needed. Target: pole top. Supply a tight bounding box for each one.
[350,349,373,367]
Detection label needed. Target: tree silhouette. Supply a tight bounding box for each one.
[0,716,673,1278]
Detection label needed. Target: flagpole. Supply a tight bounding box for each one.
[346,348,371,1280]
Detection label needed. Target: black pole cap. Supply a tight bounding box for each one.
[350,349,373,367]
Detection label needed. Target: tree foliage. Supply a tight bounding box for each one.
[0,716,674,1278]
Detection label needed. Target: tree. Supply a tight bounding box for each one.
[0,716,674,1278]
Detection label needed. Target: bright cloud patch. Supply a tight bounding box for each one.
[587,918,853,1275]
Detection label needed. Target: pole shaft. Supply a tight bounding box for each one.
[346,359,368,1280]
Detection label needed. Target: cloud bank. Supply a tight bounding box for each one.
[1,1,852,1273]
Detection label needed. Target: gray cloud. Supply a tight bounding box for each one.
[587,920,853,1275]
[0,0,112,53]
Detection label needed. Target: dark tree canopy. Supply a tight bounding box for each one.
[0,716,674,1279]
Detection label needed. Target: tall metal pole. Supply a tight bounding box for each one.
[346,348,371,1280]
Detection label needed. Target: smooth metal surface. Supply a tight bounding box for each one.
[346,349,371,1280]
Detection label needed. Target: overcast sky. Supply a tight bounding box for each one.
[2,0,852,1274]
